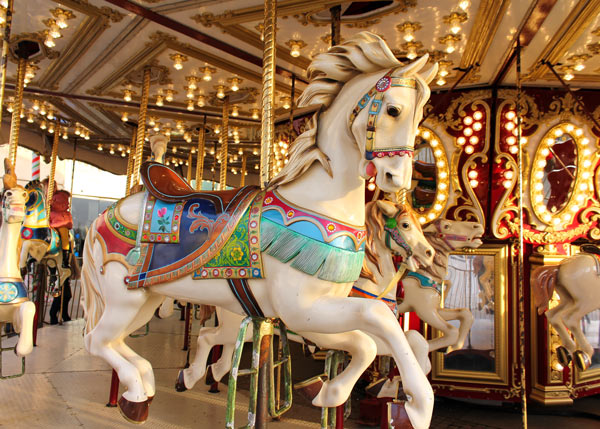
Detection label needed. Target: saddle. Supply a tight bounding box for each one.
[140,161,243,211]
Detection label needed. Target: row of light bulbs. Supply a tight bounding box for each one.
[43,8,75,48]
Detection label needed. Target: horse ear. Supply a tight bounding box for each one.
[376,199,397,218]
[420,63,439,85]
[422,223,437,234]
[397,54,429,77]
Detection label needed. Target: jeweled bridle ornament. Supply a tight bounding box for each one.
[349,70,417,160]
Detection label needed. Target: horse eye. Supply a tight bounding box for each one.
[444,224,450,230]
[387,105,401,118]
[401,222,410,229]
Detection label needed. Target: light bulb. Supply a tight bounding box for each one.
[48,124,55,134]
[251,109,259,120]
[450,17,461,35]
[187,100,194,111]
[407,46,417,60]
[282,97,291,110]
[202,67,212,82]
[446,40,455,54]
[563,70,574,81]
[123,90,132,102]
[44,34,55,48]
[165,89,174,102]
[121,112,128,122]
[216,85,225,99]
[214,125,220,134]
[231,105,239,117]
[32,100,40,111]
[574,59,585,71]
[459,0,470,11]
[436,77,446,86]
[230,77,240,92]
[47,109,55,120]
[49,23,61,39]
[156,95,163,106]
[56,13,68,29]
[197,95,205,108]
[97,144,102,151]
[40,120,47,130]
[290,43,301,57]
[26,113,34,123]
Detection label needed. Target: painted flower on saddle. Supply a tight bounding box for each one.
[156,207,171,233]
[326,223,336,232]
[0,283,17,302]
[230,246,244,262]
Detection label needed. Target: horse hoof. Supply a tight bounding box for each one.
[574,350,591,371]
[556,346,572,367]
[387,400,414,429]
[117,396,149,424]
[365,378,386,397]
[147,396,154,404]
[175,371,187,392]
[294,374,327,402]
[436,347,449,354]
[205,365,216,386]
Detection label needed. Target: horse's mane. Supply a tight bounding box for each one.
[269,31,432,189]
[361,200,415,284]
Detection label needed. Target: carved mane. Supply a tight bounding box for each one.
[269,31,432,189]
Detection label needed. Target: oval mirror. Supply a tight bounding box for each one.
[531,123,589,228]
[410,127,449,224]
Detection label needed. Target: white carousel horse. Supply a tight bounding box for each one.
[532,247,600,371]
[175,198,435,393]
[0,159,36,358]
[19,180,78,295]
[81,32,437,427]
[393,218,483,353]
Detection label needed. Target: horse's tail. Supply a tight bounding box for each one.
[81,218,105,337]
[531,265,558,315]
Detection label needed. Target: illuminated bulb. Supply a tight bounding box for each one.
[565,124,575,132]
[437,160,446,168]
[439,171,448,179]
[121,151,126,157]
[407,45,417,60]
[187,77,197,90]
[506,136,516,145]
[48,124,55,134]
[445,39,456,54]
[571,205,579,213]
[49,23,61,39]
[434,149,442,157]
[463,127,473,136]
[6,102,13,113]
[44,34,55,48]
[473,122,482,131]
[431,139,439,147]
[165,89,174,102]
[172,145,178,153]
[582,171,590,179]
[463,116,473,126]
[575,128,583,136]
[543,213,552,222]
[552,218,561,226]
[0,7,5,25]
[563,70,574,81]
[173,56,184,70]
[121,112,128,122]
[422,130,431,139]
[468,170,478,179]
[554,128,563,137]
[216,86,225,99]
[230,77,240,92]
[450,17,461,35]
[187,100,194,111]
[214,125,220,134]
[19,111,24,119]
[186,88,194,99]
[281,97,291,110]
[367,181,376,191]
[582,137,590,145]
[40,120,47,130]
[197,95,205,108]
[123,90,132,102]
[509,145,518,154]
[541,148,549,156]
[439,66,449,77]
[469,179,478,188]
[537,160,546,168]
[439,183,448,190]
[32,100,40,111]
[253,149,259,156]
[202,68,213,82]
[535,195,543,203]
[84,131,90,140]
[473,111,483,121]
[520,137,528,144]
[97,144,102,151]
[469,136,479,145]
[459,0,470,11]
[47,109,55,120]
[457,136,466,145]
[505,121,515,131]
[584,160,592,168]
[465,145,474,154]
[155,95,163,107]
[26,113,34,123]
[110,146,115,155]
[62,129,68,140]
[505,111,516,120]
[505,171,514,180]
[148,117,156,127]
[503,180,512,189]
[546,138,555,146]
[153,123,160,132]
[436,77,446,86]
[231,105,239,117]
[56,12,68,29]
[535,183,543,191]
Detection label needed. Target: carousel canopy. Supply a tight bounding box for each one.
[1,0,599,184]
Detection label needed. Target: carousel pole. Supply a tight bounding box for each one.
[195,115,206,190]
[7,57,26,166]
[219,97,229,190]
[260,0,276,187]
[125,130,136,195]
[131,67,151,188]
[0,0,13,128]
[186,152,193,183]
[240,152,247,187]
[46,121,60,216]
[515,38,528,429]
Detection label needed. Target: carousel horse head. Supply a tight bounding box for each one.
[273,32,437,193]
[2,158,27,224]
[423,218,484,251]
[150,134,168,164]
[364,199,434,276]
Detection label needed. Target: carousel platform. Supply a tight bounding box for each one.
[1,314,599,428]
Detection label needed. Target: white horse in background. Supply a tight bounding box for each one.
[175,198,435,393]
[0,159,36,358]
[81,32,437,428]
[395,219,483,353]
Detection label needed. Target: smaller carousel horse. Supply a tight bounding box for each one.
[0,159,36,366]
[394,218,483,353]
[176,198,435,393]
[532,244,600,371]
[19,180,77,296]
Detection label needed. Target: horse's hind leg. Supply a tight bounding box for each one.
[437,308,474,352]
[419,307,459,353]
[546,294,577,355]
[563,301,597,361]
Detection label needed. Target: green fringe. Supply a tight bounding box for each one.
[260,218,364,283]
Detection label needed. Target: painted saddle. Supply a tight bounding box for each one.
[100,162,366,290]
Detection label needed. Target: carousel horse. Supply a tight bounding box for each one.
[532,245,600,371]
[19,180,77,296]
[395,218,483,353]
[0,159,36,360]
[81,32,437,427]
[175,198,435,394]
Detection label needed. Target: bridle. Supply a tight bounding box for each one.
[383,212,413,258]
[349,69,418,160]
[435,221,471,248]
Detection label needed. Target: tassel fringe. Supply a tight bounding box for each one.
[261,218,364,283]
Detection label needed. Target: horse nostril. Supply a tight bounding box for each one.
[426,249,433,258]
[385,172,393,182]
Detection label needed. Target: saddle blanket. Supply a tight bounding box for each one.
[126,187,263,288]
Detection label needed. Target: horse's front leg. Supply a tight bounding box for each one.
[14,301,36,356]
[437,308,474,352]
[280,296,433,429]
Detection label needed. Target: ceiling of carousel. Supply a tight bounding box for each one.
[2,0,600,183]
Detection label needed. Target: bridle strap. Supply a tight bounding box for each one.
[384,223,413,258]
[435,222,470,248]
[349,69,417,160]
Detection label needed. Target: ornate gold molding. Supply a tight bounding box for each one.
[525,0,600,81]
[460,0,510,69]
[51,0,124,22]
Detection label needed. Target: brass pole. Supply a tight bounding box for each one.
[515,38,528,429]
[260,0,276,187]
[240,152,247,187]
[219,97,229,190]
[131,67,151,187]
[195,115,206,190]
[0,0,14,128]
[330,5,341,46]
[46,122,60,217]
[186,152,193,183]
[8,57,26,167]
[125,129,136,196]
